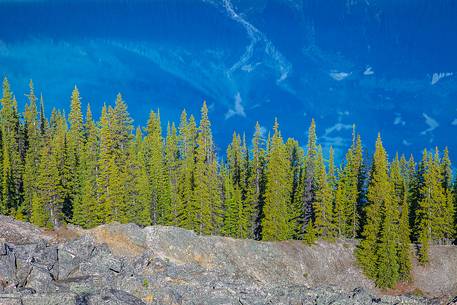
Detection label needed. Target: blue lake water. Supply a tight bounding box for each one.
[1,0,457,160]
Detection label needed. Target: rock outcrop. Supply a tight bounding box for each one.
[0,215,455,305]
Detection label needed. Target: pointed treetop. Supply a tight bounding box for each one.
[329,146,335,166]
[433,146,440,162]
[28,79,34,93]
[101,103,108,119]
[147,110,161,134]
[307,118,317,154]
[135,126,143,139]
[352,124,357,146]
[394,152,399,162]
[116,92,123,103]
[2,77,12,102]
[409,153,415,163]
[273,118,279,134]
[180,109,188,122]
[199,101,211,130]
[86,103,92,118]
[421,148,428,162]
[373,133,388,171]
[189,114,196,126]
[2,76,10,92]
[255,121,261,132]
[26,79,37,107]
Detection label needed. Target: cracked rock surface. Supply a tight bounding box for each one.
[0,216,455,305]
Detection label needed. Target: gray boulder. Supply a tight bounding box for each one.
[0,216,454,304]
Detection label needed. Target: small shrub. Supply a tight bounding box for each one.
[143,279,149,288]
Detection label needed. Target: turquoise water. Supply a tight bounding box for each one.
[1,0,456,160]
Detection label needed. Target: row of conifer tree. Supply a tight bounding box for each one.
[0,78,455,288]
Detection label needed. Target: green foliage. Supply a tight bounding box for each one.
[303,220,317,245]
[144,110,168,225]
[22,80,41,220]
[1,78,23,216]
[299,119,317,237]
[375,175,399,288]
[31,138,64,228]
[415,148,455,262]
[73,105,99,227]
[222,165,248,238]
[390,154,412,281]
[245,122,266,240]
[357,135,387,281]
[334,130,363,238]
[398,190,412,281]
[223,132,251,238]
[261,119,293,241]
[286,138,305,238]
[176,111,197,230]
[357,134,404,288]
[313,146,335,240]
[66,86,84,221]
[165,122,180,225]
[192,102,222,234]
[143,278,149,288]
[1,79,457,289]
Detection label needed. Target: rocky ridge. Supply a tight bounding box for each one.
[0,215,455,305]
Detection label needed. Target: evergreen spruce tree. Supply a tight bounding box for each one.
[441,147,455,241]
[96,105,112,223]
[108,152,128,223]
[222,164,247,238]
[328,146,337,191]
[66,86,84,220]
[357,134,389,281]
[22,80,41,220]
[193,102,222,234]
[39,94,47,136]
[300,119,317,236]
[177,111,197,230]
[261,119,293,241]
[375,153,399,288]
[286,138,305,237]
[245,122,266,239]
[390,154,412,281]
[124,127,151,225]
[390,154,404,208]
[416,148,451,263]
[1,78,23,215]
[104,95,133,223]
[165,122,181,225]
[303,220,317,245]
[144,110,168,224]
[227,132,242,188]
[224,133,250,238]
[313,146,335,239]
[73,105,99,227]
[31,137,63,228]
[415,150,430,263]
[50,109,73,221]
[398,188,412,281]
[240,134,250,202]
[441,147,452,191]
[376,191,399,288]
[334,129,363,238]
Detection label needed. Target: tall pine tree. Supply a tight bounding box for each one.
[261,119,293,241]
